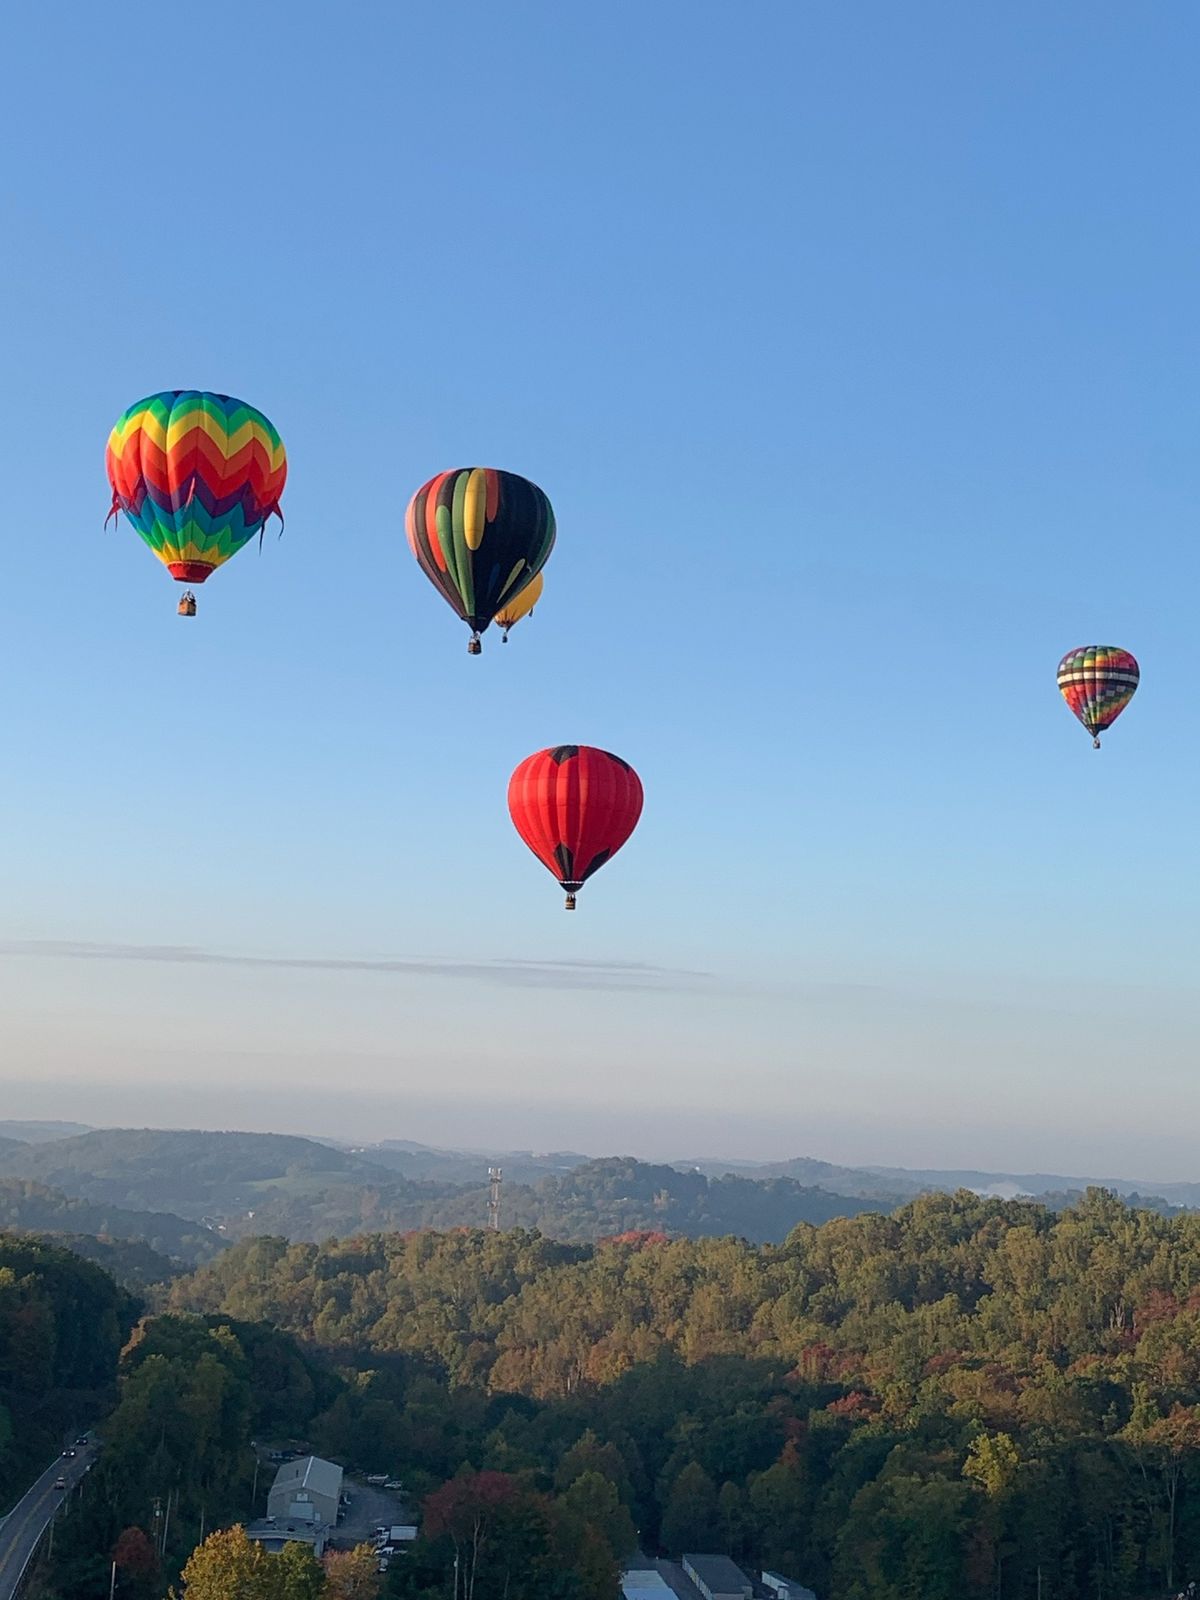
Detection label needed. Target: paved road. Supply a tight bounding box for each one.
[0,1441,94,1600]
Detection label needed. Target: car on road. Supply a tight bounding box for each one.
[61,1449,76,1458]
[384,1479,403,1490]
[54,1478,67,1490]
[74,1436,89,1446]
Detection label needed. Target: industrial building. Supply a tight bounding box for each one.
[245,1518,331,1558]
[682,1555,754,1600]
[245,1454,344,1558]
[622,1570,678,1600]
[760,1573,816,1600]
[267,1455,343,1528]
[621,1555,816,1600]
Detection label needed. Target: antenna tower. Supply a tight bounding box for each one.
[487,1167,503,1231]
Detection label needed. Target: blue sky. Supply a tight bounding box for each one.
[1,2,1198,1175]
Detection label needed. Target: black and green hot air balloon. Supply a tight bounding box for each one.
[405,468,555,653]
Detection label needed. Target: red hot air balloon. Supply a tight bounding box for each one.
[508,746,643,910]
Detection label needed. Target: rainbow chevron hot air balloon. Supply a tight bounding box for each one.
[1057,645,1140,748]
[106,390,287,613]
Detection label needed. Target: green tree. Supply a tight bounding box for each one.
[561,1470,638,1561]
[748,1443,810,1576]
[554,1430,633,1502]
[275,1541,325,1600]
[660,1463,717,1555]
[717,1481,752,1562]
[962,1432,1019,1500]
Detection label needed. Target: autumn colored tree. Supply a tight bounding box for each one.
[424,1470,519,1600]
[176,1525,275,1598]
[175,1525,323,1600]
[111,1526,159,1598]
[323,1543,382,1600]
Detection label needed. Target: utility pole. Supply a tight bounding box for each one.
[487,1167,503,1231]
[109,1558,117,1599]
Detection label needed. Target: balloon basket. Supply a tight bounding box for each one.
[468,636,482,656]
[1093,737,1101,749]
[564,892,577,911]
[177,591,197,618]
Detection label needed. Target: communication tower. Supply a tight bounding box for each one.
[487,1167,503,1231]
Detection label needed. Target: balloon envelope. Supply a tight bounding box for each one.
[495,571,544,634]
[106,390,286,585]
[1057,645,1139,743]
[508,745,643,906]
[405,468,555,638]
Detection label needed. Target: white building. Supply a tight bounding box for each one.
[621,1571,676,1600]
[266,1455,343,1529]
[761,1573,817,1600]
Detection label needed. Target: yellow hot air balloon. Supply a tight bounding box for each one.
[495,571,544,642]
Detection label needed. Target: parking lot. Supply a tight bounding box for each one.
[330,1476,413,1552]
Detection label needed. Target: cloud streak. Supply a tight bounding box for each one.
[0,939,713,993]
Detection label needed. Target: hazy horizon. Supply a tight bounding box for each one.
[7,1073,1200,1190]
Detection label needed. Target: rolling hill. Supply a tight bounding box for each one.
[0,1119,93,1142]
[0,1178,225,1265]
[0,1127,389,1218]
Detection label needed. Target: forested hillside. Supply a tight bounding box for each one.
[164,1190,1200,1599]
[0,1131,874,1245]
[34,1311,344,1598]
[0,1129,378,1216]
[0,1233,135,1510]
[0,1179,224,1267]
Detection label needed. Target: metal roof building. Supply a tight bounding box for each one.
[622,1571,677,1600]
[266,1455,343,1529]
[681,1555,753,1600]
[245,1518,330,1558]
[761,1572,817,1600]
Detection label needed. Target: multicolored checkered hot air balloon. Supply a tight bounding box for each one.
[406,468,555,654]
[508,745,643,910]
[1057,645,1140,748]
[106,391,287,615]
